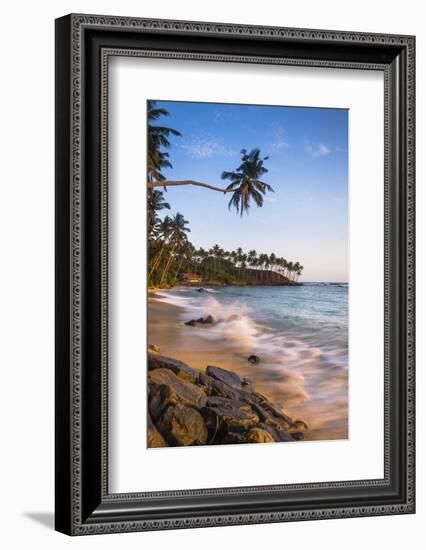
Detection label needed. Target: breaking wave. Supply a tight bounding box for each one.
[152,285,348,440]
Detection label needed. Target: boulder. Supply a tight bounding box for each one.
[148,368,206,409]
[255,398,293,425]
[147,414,168,448]
[248,355,261,364]
[291,431,304,441]
[223,427,275,444]
[263,414,292,433]
[203,314,215,324]
[257,423,294,442]
[185,315,215,326]
[201,401,259,433]
[246,427,275,443]
[206,395,241,409]
[148,353,198,383]
[148,344,161,354]
[206,365,243,389]
[157,404,208,446]
[222,431,248,444]
[149,384,173,420]
[200,375,242,401]
[290,419,309,432]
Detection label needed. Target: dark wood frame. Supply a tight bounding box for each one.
[55,13,415,535]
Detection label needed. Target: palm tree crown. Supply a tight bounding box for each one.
[147,100,181,182]
[221,148,274,217]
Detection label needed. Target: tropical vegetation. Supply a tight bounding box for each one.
[146,100,303,288]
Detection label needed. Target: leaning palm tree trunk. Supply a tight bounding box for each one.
[148,242,167,279]
[160,244,177,287]
[147,180,232,193]
[171,256,185,286]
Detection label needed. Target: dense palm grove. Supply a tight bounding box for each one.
[147,101,303,288]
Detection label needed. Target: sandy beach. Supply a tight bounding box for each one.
[148,292,250,377]
[148,290,348,441]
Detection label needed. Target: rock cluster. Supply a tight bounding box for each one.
[184,314,215,327]
[147,353,308,447]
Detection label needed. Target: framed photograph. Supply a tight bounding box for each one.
[55,14,415,535]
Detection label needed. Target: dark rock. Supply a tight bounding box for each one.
[148,368,206,409]
[197,288,205,292]
[223,427,275,444]
[185,314,215,326]
[198,373,240,399]
[255,399,293,425]
[263,414,291,433]
[148,344,161,354]
[147,414,168,447]
[147,354,309,447]
[248,355,261,364]
[206,365,243,389]
[291,419,309,432]
[206,395,242,409]
[258,423,294,442]
[148,384,168,420]
[277,431,295,442]
[157,404,208,446]
[222,431,248,444]
[246,427,275,443]
[201,401,259,433]
[148,353,198,383]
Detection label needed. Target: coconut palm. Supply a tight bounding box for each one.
[147,189,170,237]
[159,213,190,286]
[147,101,181,183]
[221,148,274,217]
[148,215,173,278]
[148,148,274,218]
[248,250,258,281]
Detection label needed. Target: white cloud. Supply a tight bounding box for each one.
[181,134,236,158]
[305,140,331,158]
[267,124,289,152]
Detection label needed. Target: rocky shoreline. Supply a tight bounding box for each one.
[147,352,308,448]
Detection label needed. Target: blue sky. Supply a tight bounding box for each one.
[152,100,348,282]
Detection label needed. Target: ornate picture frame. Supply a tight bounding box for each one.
[55,13,415,535]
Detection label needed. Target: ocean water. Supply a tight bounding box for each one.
[154,283,349,440]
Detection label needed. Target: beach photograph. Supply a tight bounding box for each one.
[146,99,348,448]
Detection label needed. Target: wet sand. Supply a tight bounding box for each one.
[148,291,348,441]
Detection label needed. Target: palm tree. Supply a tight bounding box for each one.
[148,148,274,218]
[287,261,294,282]
[210,244,222,274]
[148,215,173,278]
[147,101,181,183]
[248,250,258,282]
[269,253,277,278]
[159,213,190,286]
[236,247,244,279]
[172,242,194,286]
[256,253,265,282]
[221,149,274,217]
[147,190,170,237]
